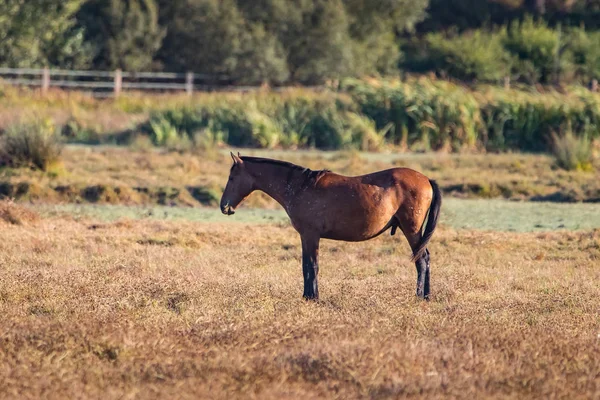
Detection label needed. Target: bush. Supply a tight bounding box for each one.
[567,27,600,83]
[551,129,594,171]
[60,117,101,144]
[425,30,510,82]
[477,86,600,151]
[503,18,562,84]
[145,92,357,150]
[344,78,481,151]
[344,112,392,151]
[0,119,63,170]
[141,78,600,153]
[148,115,181,146]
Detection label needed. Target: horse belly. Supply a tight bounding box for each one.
[319,194,397,241]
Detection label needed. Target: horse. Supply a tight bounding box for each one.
[220,152,442,301]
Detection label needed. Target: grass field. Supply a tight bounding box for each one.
[1,141,600,398]
[2,146,599,205]
[35,198,600,232]
[1,200,599,399]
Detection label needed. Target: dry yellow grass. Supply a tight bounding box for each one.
[1,211,599,399]
[0,199,39,225]
[2,146,599,206]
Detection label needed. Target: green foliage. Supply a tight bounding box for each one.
[0,119,63,170]
[407,18,600,85]
[344,113,393,151]
[551,129,594,171]
[425,30,511,82]
[5,0,600,88]
[158,0,428,84]
[144,97,345,150]
[343,78,481,151]
[0,0,91,68]
[567,27,600,83]
[344,0,428,76]
[232,24,290,85]
[159,0,248,75]
[419,0,600,32]
[418,0,515,32]
[343,78,600,152]
[149,115,180,146]
[477,86,600,151]
[350,31,402,77]
[61,117,101,143]
[283,0,353,84]
[503,18,561,83]
[77,0,165,70]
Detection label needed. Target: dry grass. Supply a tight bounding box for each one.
[1,213,599,399]
[0,199,39,225]
[1,146,599,205]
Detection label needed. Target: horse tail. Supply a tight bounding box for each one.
[411,180,442,262]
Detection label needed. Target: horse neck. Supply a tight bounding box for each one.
[246,162,297,208]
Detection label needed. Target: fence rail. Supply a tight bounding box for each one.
[0,67,241,97]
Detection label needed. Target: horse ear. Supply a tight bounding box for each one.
[230,152,243,165]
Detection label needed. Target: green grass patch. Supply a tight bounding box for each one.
[33,199,600,232]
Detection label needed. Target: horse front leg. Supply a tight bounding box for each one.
[301,235,320,300]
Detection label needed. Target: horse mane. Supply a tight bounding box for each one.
[240,156,331,187]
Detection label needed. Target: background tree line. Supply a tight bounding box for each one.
[0,0,599,85]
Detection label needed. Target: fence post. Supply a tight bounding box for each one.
[114,69,122,97]
[41,67,50,95]
[503,76,510,90]
[591,79,598,93]
[186,72,194,96]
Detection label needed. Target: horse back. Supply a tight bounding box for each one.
[316,167,431,193]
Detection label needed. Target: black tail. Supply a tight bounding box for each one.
[411,180,442,262]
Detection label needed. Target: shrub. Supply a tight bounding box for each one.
[425,30,510,82]
[192,126,224,151]
[567,27,600,83]
[344,112,392,151]
[148,115,180,146]
[140,78,600,153]
[503,18,562,84]
[477,86,600,151]
[61,117,100,144]
[344,78,481,151]
[0,119,63,170]
[551,129,594,171]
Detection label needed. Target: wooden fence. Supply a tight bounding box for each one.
[0,67,238,97]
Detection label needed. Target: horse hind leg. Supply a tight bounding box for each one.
[396,214,429,300]
[423,249,431,298]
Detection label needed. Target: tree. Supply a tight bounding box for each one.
[158,0,245,76]
[233,24,290,85]
[77,0,165,71]
[344,0,429,76]
[0,0,91,68]
[159,0,290,84]
[160,0,426,83]
[278,0,353,83]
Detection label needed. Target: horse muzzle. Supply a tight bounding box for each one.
[220,201,235,215]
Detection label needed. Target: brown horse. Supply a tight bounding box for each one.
[220,152,442,301]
